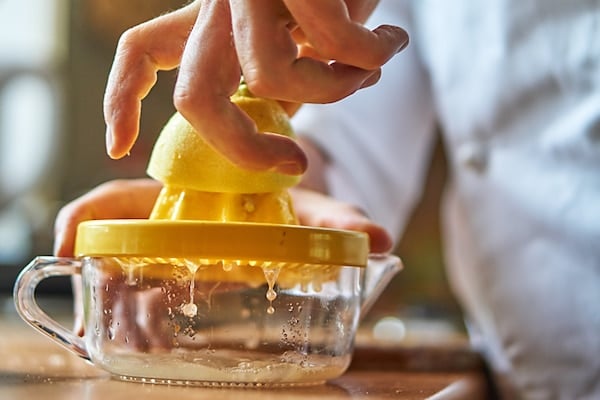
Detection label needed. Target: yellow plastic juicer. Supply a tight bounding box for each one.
[74,82,370,298]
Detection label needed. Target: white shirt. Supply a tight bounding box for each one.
[293,1,600,398]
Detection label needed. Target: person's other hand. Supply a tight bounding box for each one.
[53,179,392,258]
[53,179,162,258]
[54,179,160,337]
[290,187,393,254]
[104,0,408,176]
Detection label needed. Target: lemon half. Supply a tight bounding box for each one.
[147,83,299,224]
[147,85,300,194]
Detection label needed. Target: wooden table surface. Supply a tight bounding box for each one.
[0,297,490,400]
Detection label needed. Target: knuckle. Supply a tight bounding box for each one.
[172,86,203,115]
[173,87,217,132]
[243,68,283,98]
[307,24,359,62]
[112,27,150,71]
[172,88,191,113]
[53,206,69,230]
[116,27,144,55]
[54,203,81,233]
[311,35,343,59]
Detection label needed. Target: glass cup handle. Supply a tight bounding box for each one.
[13,256,90,360]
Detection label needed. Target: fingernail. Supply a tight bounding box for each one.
[360,70,381,89]
[397,35,409,53]
[274,161,305,176]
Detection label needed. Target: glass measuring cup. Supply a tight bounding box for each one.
[14,220,402,387]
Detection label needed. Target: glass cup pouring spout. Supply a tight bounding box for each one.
[360,254,403,319]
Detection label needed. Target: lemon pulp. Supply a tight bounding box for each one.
[149,187,297,224]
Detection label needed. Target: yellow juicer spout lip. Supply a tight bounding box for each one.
[74,219,369,267]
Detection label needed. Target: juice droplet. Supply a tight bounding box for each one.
[243,197,255,213]
[266,288,277,301]
[183,260,199,317]
[181,302,198,318]
[126,266,137,286]
[262,266,281,314]
[313,281,322,292]
[222,262,233,272]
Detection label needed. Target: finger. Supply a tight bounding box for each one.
[284,0,409,70]
[230,0,373,103]
[290,187,393,253]
[294,42,382,90]
[230,0,397,104]
[174,0,307,175]
[295,40,383,91]
[104,2,201,159]
[53,179,162,257]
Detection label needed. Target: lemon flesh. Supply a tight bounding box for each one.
[149,186,297,224]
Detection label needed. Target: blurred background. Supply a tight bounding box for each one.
[0,0,463,337]
[0,0,185,292]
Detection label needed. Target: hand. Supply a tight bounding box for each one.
[53,179,162,257]
[53,179,161,336]
[289,187,393,254]
[104,0,408,175]
[54,179,392,258]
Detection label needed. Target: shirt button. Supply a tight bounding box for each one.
[457,142,488,173]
